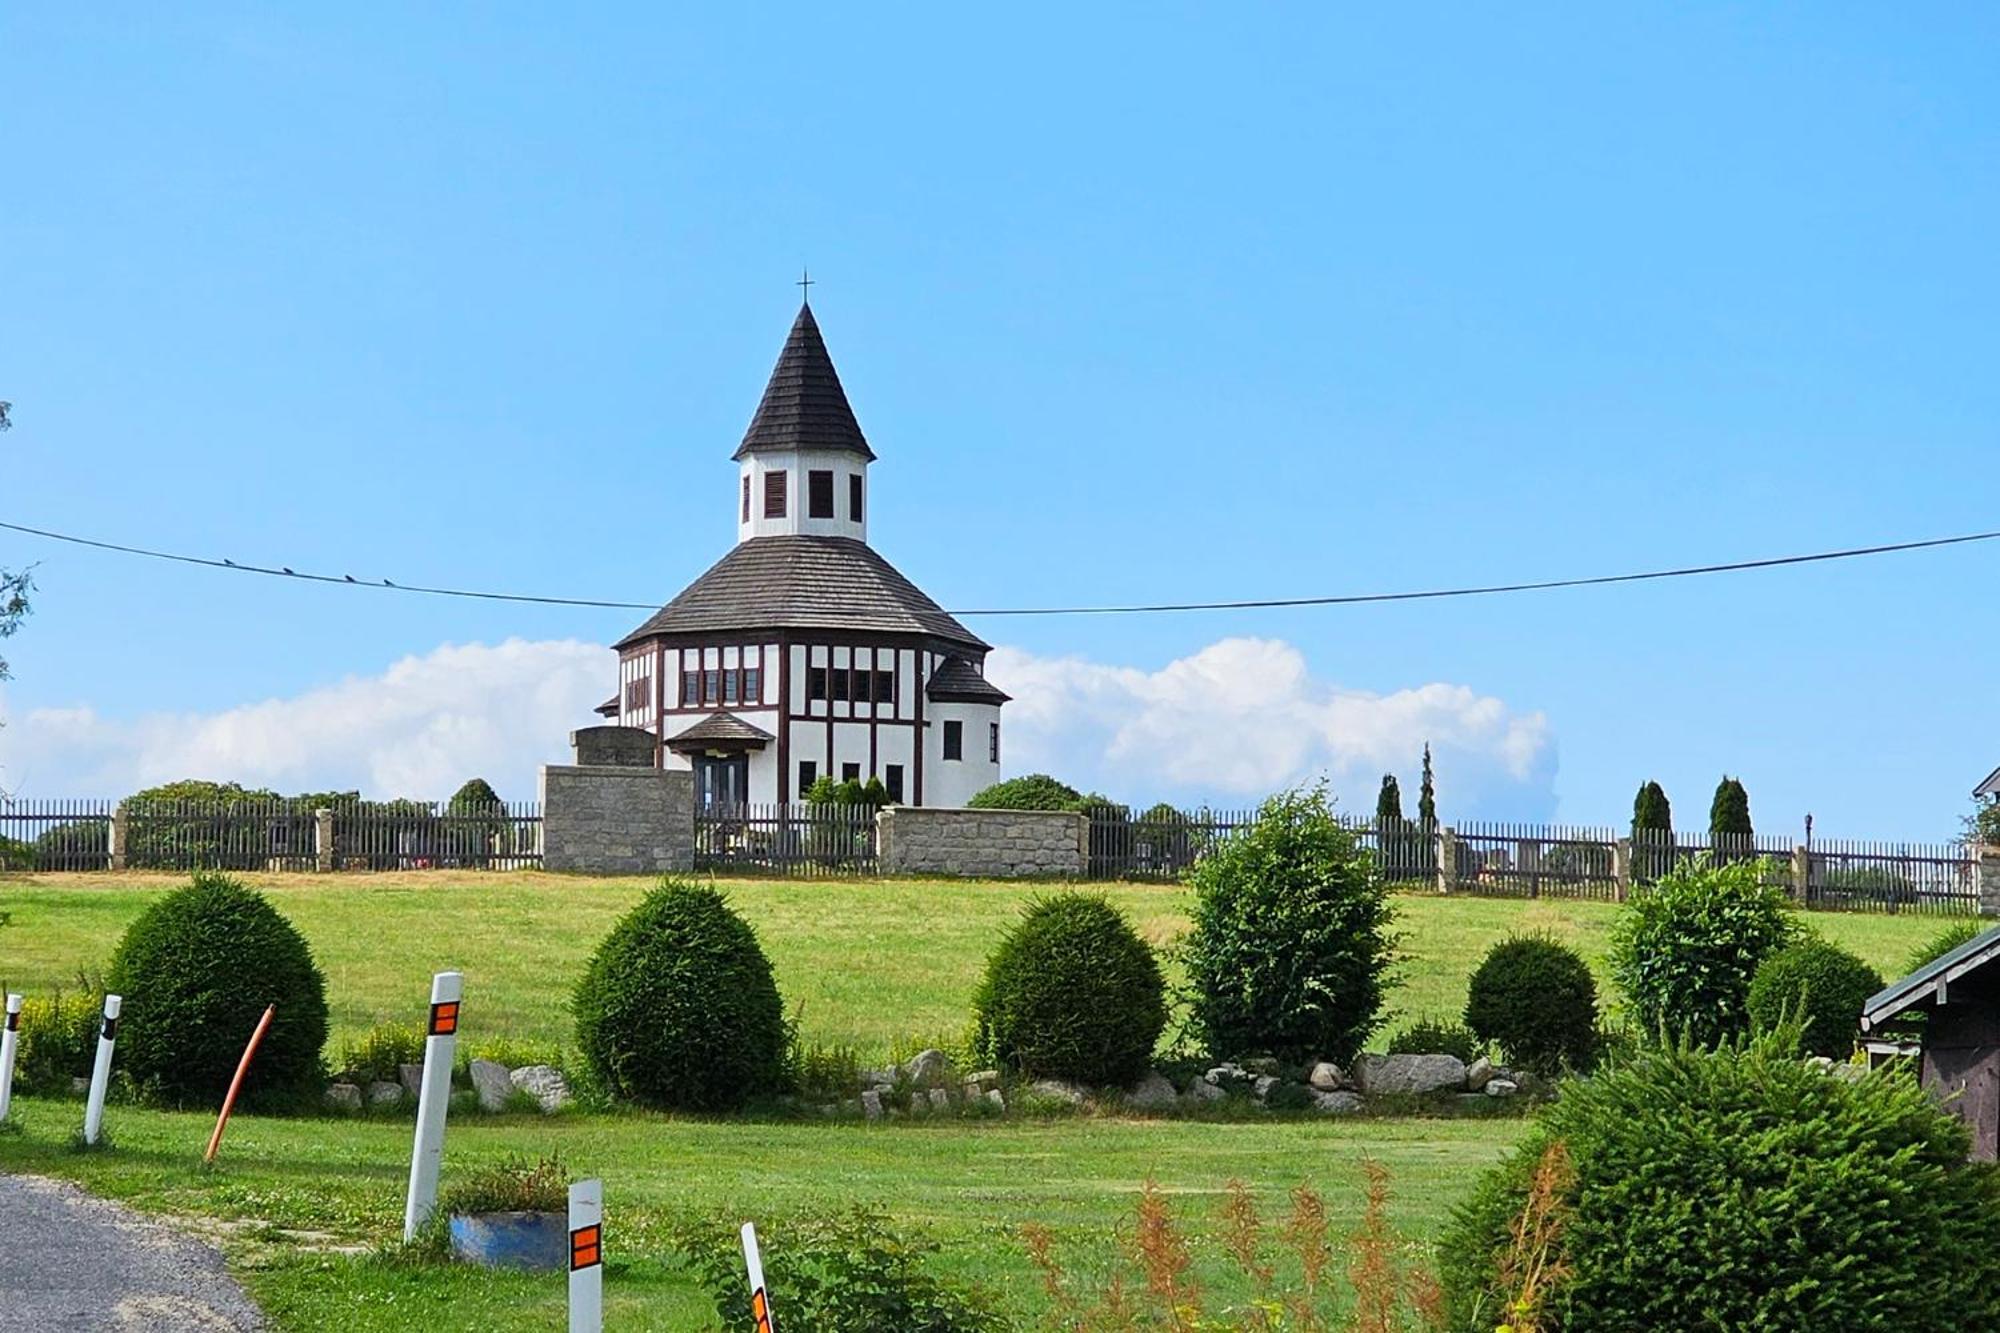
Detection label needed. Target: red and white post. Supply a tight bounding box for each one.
[402,970,462,1240]
[0,992,22,1123]
[567,1178,603,1333]
[82,993,121,1146]
[741,1221,775,1333]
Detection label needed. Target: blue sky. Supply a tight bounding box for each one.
[3,7,1995,836]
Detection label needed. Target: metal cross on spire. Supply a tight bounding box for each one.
[797,267,814,303]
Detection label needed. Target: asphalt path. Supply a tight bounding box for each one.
[0,1172,264,1331]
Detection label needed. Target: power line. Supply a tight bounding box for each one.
[1,517,1994,619]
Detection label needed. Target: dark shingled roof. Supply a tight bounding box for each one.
[927,656,1011,705]
[617,536,989,651]
[732,303,875,462]
[665,711,776,750]
[1862,921,2000,1031]
[593,695,619,717]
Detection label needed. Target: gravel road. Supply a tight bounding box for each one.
[0,1172,264,1331]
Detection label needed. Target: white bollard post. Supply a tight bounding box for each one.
[567,1178,603,1333]
[0,993,21,1123]
[402,971,462,1241]
[741,1221,774,1332]
[82,993,121,1146]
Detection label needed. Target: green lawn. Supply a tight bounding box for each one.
[0,870,1960,1329]
[0,870,1953,1062]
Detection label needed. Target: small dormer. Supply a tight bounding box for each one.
[733,302,875,545]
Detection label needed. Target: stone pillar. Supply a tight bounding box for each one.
[1611,837,1631,902]
[315,808,336,873]
[109,803,129,872]
[1435,826,1458,895]
[1791,845,1812,906]
[1979,845,2000,917]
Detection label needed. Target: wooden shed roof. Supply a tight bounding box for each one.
[1861,921,2000,1031]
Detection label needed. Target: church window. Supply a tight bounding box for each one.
[723,669,739,705]
[741,475,750,523]
[798,761,816,791]
[885,764,904,802]
[943,720,963,761]
[681,672,700,707]
[874,669,895,707]
[744,667,761,703]
[990,721,1000,763]
[842,762,861,783]
[704,670,720,705]
[625,677,650,711]
[808,470,835,518]
[850,474,864,522]
[831,666,849,702]
[808,666,827,701]
[763,470,787,518]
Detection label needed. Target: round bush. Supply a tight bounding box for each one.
[974,893,1165,1085]
[1464,933,1599,1076]
[966,774,1083,811]
[1747,938,1883,1059]
[1440,1033,2000,1328]
[105,871,328,1109]
[1184,786,1392,1064]
[1607,856,1796,1047]
[574,879,786,1111]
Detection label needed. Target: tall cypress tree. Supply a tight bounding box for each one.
[1632,780,1674,879]
[1709,775,1752,860]
[1376,774,1404,824]
[1377,774,1410,878]
[1418,744,1438,827]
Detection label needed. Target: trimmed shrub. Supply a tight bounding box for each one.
[1608,855,1796,1047]
[1904,917,1987,977]
[1184,785,1394,1065]
[1464,934,1599,1076]
[1708,774,1753,856]
[966,774,1083,811]
[574,879,786,1111]
[1386,1017,1481,1064]
[973,893,1165,1085]
[448,777,503,809]
[1747,938,1883,1059]
[1440,1031,2000,1329]
[105,872,328,1108]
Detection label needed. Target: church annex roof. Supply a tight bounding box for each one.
[732,303,876,462]
[616,535,989,652]
[665,711,776,751]
[926,656,1011,705]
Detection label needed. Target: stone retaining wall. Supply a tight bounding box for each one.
[539,765,694,874]
[877,806,1087,879]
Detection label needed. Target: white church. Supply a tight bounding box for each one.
[596,300,1008,807]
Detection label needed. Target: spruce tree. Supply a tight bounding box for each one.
[1418,744,1438,827]
[1710,775,1752,861]
[1632,780,1674,879]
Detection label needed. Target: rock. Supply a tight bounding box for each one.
[398,1062,425,1097]
[1205,1062,1246,1085]
[509,1065,572,1112]
[1484,1079,1520,1099]
[1027,1078,1087,1106]
[366,1080,404,1108]
[1252,1075,1279,1102]
[862,1068,896,1088]
[902,1049,951,1087]
[907,1092,928,1117]
[323,1082,363,1112]
[861,1089,885,1121]
[468,1059,514,1112]
[927,1087,952,1112]
[1307,1061,1348,1092]
[983,1088,1006,1111]
[70,1077,89,1096]
[1312,1090,1362,1115]
[1239,1056,1282,1076]
[1184,1078,1227,1104]
[1805,1056,1836,1074]
[1353,1053,1467,1097]
[1125,1071,1179,1111]
[962,1069,1000,1094]
[1465,1056,1495,1091]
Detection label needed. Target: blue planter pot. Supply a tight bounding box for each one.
[449,1210,567,1272]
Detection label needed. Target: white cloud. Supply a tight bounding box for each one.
[0,639,608,801]
[0,633,1555,817]
[986,637,1556,816]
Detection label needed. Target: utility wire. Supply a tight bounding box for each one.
[1,517,1994,618]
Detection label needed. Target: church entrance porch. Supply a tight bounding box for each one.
[692,753,750,808]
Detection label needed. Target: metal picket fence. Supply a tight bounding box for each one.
[694,802,878,877]
[0,797,113,870]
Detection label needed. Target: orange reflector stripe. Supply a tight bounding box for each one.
[570,1223,602,1270]
[752,1287,772,1332]
[429,1001,459,1036]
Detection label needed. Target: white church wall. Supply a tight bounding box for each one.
[738,450,868,543]
[924,699,1003,807]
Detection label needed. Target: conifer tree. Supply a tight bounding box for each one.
[1376,774,1404,824]
[1418,744,1438,827]
[1709,775,1752,860]
[1632,780,1674,879]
